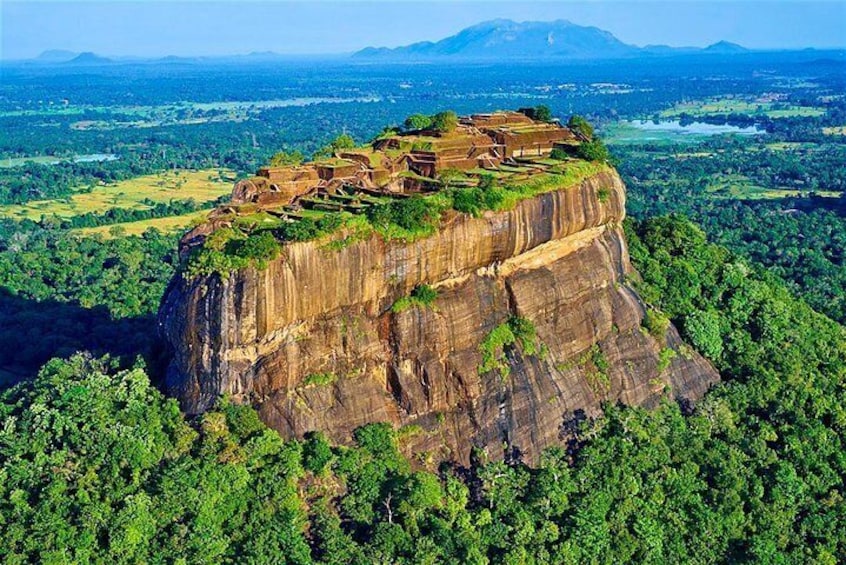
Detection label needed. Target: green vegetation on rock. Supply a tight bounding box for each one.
[391,284,438,313]
[183,227,281,278]
[479,316,542,378]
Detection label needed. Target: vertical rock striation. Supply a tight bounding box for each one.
[159,169,718,464]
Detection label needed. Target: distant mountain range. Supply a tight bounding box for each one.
[13,19,833,66]
[355,19,750,60]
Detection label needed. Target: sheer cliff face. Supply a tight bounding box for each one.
[159,169,718,464]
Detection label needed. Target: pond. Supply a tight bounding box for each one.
[0,153,118,168]
[604,120,763,144]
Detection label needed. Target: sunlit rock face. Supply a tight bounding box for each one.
[159,169,718,465]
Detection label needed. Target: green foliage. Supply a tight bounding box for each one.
[567,114,594,140]
[391,284,438,313]
[577,139,612,163]
[519,105,554,122]
[534,105,553,123]
[437,167,466,189]
[642,308,670,340]
[269,150,305,167]
[302,431,334,474]
[479,316,541,378]
[0,228,177,378]
[314,133,357,158]
[584,344,611,394]
[301,372,337,387]
[0,354,312,563]
[549,147,569,160]
[683,309,724,360]
[657,347,677,372]
[616,135,846,325]
[431,111,458,134]
[403,113,433,131]
[366,194,441,237]
[184,228,281,278]
[5,228,846,565]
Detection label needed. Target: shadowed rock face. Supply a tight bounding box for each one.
[159,169,719,465]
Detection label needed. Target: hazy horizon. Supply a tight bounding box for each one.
[3,1,846,61]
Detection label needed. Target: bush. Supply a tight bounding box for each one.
[550,147,569,160]
[232,231,281,268]
[404,113,433,131]
[431,111,458,134]
[567,115,594,140]
[269,150,304,167]
[576,139,611,163]
[392,284,438,313]
[367,195,438,233]
[643,309,671,340]
[479,316,541,377]
[452,188,485,216]
[302,431,335,474]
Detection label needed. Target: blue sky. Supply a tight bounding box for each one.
[2,1,845,60]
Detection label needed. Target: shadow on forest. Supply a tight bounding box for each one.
[0,288,168,390]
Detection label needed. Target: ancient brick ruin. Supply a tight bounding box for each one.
[180,110,580,249]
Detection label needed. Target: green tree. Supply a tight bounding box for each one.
[269,150,305,167]
[567,115,594,140]
[403,113,433,131]
[431,111,459,134]
[576,139,611,163]
[534,105,553,122]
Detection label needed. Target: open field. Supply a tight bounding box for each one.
[658,98,826,119]
[705,173,841,200]
[0,169,235,221]
[823,126,846,136]
[73,210,211,238]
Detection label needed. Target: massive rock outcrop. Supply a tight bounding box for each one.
[159,168,718,465]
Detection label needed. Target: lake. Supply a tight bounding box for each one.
[0,153,118,168]
[604,120,763,144]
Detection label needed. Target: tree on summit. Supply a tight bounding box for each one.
[403,113,433,131]
[431,111,458,134]
[314,133,357,158]
[567,115,594,140]
[269,150,304,167]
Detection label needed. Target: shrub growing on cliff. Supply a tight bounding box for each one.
[567,114,594,140]
[184,228,281,278]
[392,284,438,313]
[576,139,612,163]
[366,195,441,239]
[479,316,542,378]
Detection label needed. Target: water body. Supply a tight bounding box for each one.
[0,153,118,168]
[627,120,762,136]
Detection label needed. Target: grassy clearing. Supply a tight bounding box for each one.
[658,98,825,119]
[73,210,210,238]
[705,173,841,200]
[822,126,846,136]
[0,169,234,221]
